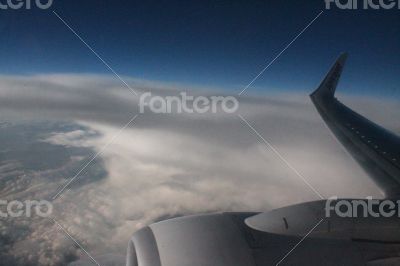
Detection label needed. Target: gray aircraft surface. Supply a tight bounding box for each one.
[126,54,400,266]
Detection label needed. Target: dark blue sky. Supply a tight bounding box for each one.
[0,0,398,96]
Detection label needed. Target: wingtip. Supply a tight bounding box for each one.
[310,53,348,101]
[340,51,349,58]
[338,52,348,65]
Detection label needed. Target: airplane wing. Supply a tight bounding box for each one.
[310,53,400,198]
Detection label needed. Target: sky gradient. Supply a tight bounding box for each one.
[0,1,399,95]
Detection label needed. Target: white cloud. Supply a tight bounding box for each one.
[0,74,398,265]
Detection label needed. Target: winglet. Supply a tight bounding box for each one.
[310,53,348,103]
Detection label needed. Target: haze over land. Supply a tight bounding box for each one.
[0,74,399,265]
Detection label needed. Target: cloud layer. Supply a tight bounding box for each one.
[0,74,399,265]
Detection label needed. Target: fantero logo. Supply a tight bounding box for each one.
[0,0,53,10]
[0,199,53,218]
[139,92,239,114]
[325,0,400,9]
